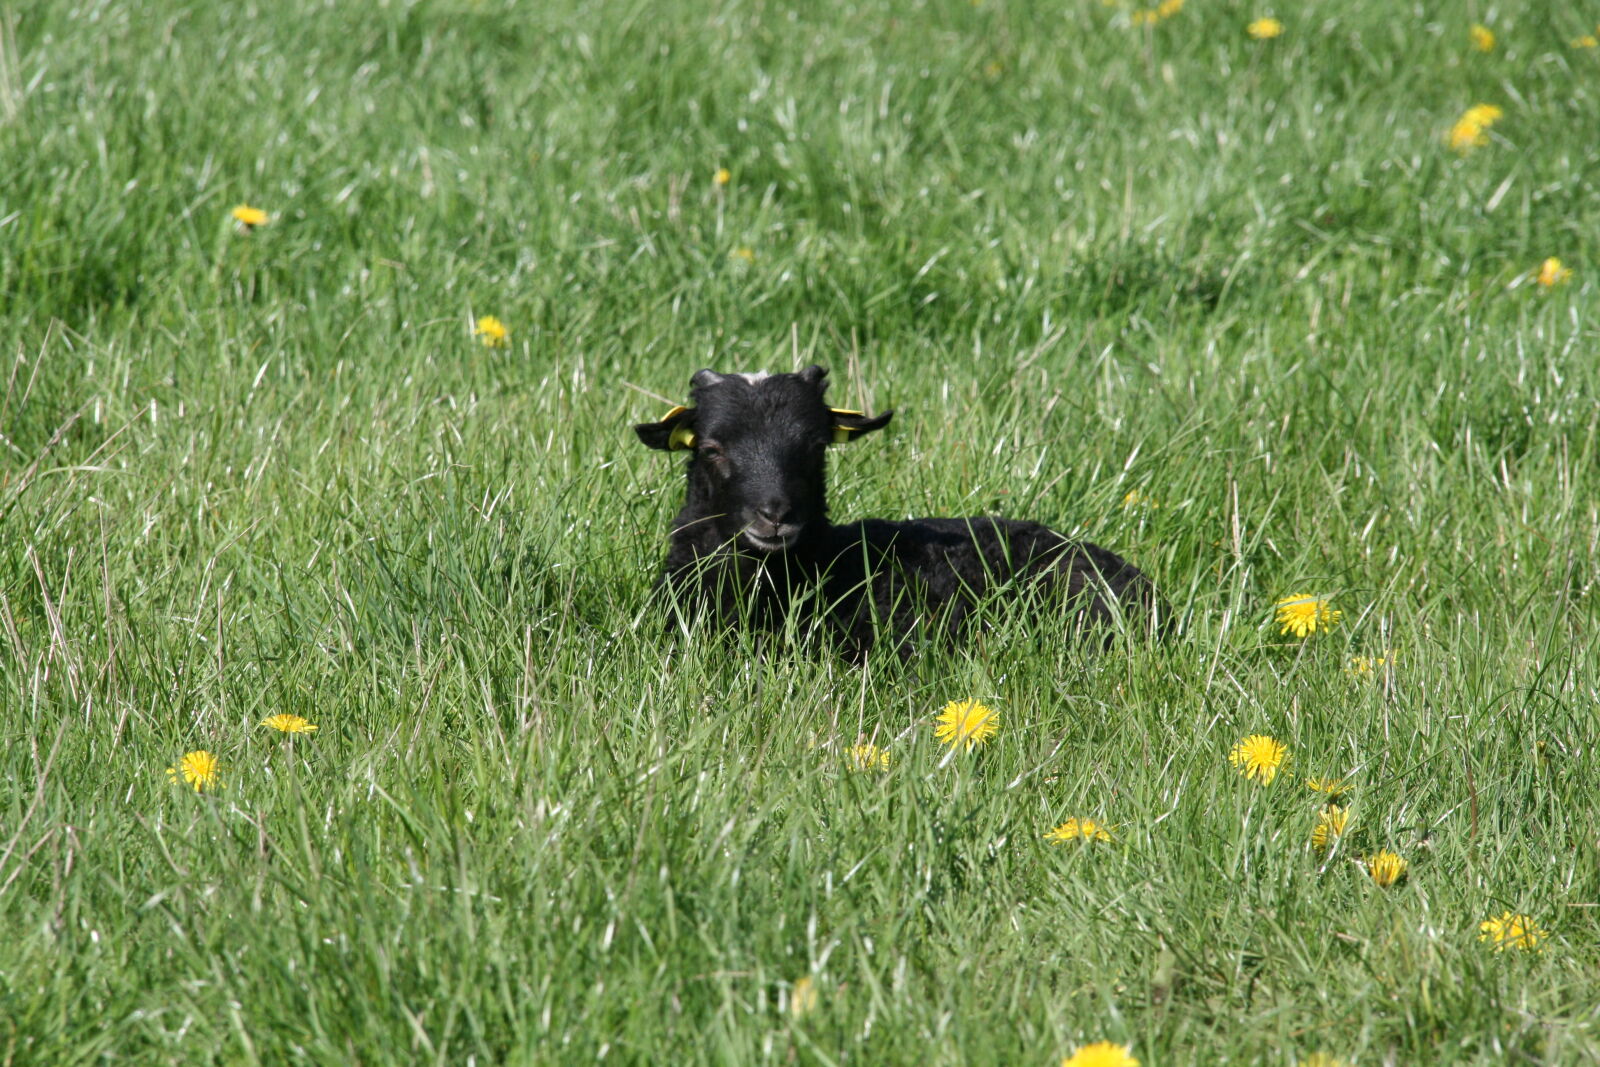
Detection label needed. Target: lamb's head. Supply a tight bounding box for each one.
[636,365,892,553]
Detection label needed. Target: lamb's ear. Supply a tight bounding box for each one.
[799,364,828,388]
[635,405,698,451]
[829,408,893,444]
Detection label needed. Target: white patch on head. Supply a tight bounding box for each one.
[731,371,770,384]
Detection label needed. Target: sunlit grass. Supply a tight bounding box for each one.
[1,0,1596,1063]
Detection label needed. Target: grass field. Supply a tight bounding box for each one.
[3,0,1599,1063]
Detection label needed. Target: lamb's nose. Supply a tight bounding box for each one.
[757,501,794,526]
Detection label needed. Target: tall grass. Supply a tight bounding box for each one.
[2,1,1597,1063]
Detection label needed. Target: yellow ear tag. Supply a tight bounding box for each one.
[829,407,864,444]
[658,405,697,451]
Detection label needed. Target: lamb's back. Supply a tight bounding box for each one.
[810,516,1160,643]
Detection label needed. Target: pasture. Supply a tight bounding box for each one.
[2,0,1597,1063]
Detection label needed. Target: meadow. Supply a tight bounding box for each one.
[3,0,1598,1062]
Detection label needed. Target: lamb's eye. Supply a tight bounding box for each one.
[699,442,727,462]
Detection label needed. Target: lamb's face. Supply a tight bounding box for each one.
[634,364,893,553]
[689,372,833,553]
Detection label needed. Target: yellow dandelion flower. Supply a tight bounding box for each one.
[1536,257,1573,288]
[165,750,222,793]
[1469,24,1495,52]
[1062,1042,1139,1067]
[1247,17,1283,40]
[231,204,269,228]
[1573,35,1598,49]
[1305,776,1351,798]
[934,699,999,751]
[1463,103,1504,127]
[1311,805,1350,850]
[1229,734,1288,785]
[714,167,731,186]
[1448,104,1503,153]
[1365,850,1407,887]
[1157,0,1185,17]
[845,743,890,772]
[1131,9,1157,27]
[1478,911,1546,952]
[261,713,318,734]
[474,315,509,347]
[788,975,818,1019]
[1275,593,1342,638]
[1045,818,1115,844]
[1448,116,1489,152]
[730,247,756,262]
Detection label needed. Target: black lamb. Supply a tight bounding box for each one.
[635,366,1164,658]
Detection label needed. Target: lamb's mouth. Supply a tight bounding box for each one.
[741,528,801,553]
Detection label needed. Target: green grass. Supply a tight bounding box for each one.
[3,0,1598,1062]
